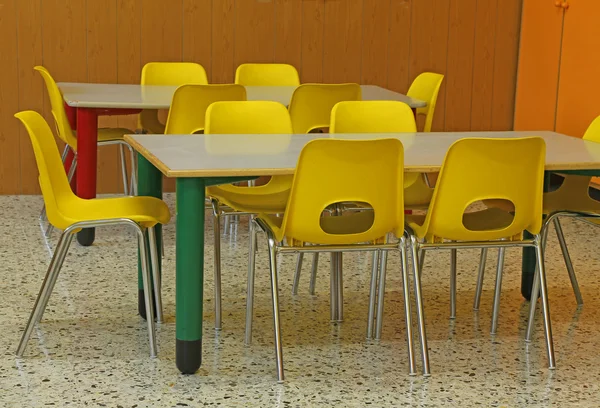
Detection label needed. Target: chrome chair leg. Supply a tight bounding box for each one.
[490,247,506,334]
[367,250,380,339]
[119,144,129,195]
[211,199,222,331]
[553,217,583,306]
[330,252,338,322]
[266,232,284,382]
[245,219,258,345]
[126,142,137,195]
[147,226,163,324]
[336,253,344,322]
[526,224,550,342]
[450,248,457,319]
[223,215,231,235]
[309,253,319,295]
[17,231,74,356]
[399,238,417,375]
[375,250,388,340]
[473,248,488,311]
[292,253,304,295]
[36,232,75,324]
[137,226,157,358]
[534,235,556,369]
[410,236,430,376]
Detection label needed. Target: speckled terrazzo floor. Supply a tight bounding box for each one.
[2,194,600,407]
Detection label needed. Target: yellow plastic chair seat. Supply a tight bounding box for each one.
[97,127,132,142]
[404,175,434,207]
[207,180,291,214]
[407,207,516,241]
[54,195,170,231]
[138,111,165,135]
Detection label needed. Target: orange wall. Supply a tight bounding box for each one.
[0,0,523,194]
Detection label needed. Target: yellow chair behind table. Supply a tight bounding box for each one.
[34,66,137,235]
[235,63,300,86]
[164,84,247,134]
[138,62,208,134]
[288,83,362,134]
[509,114,600,309]
[293,101,417,300]
[14,110,171,359]
[253,138,416,381]
[405,137,554,375]
[403,72,445,206]
[407,72,444,133]
[204,101,294,332]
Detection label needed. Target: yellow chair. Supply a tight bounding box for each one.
[204,101,294,333]
[403,72,445,206]
[235,63,300,86]
[405,137,553,375]
[293,101,416,315]
[253,138,415,381]
[285,84,363,294]
[164,84,247,134]
[479,115,600,314]
[288,83,362,134]
[35,66,137,236]
[407,72,445,133]
[138,62,208,134]
[15,111,171,358]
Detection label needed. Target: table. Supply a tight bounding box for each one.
[125,130,600,375]
[58,83,427,248]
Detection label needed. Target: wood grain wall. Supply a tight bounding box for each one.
[0,0,522,194]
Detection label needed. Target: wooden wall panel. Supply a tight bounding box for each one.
[183,0,212,80]
[409,0,451,131]
[491,0,522,131]
[470,0,499,131]
[387,0,412,93]
[16,0,44,194]
[0,0,21,194]
[444,0,476,131]
[274,0,303,71]
[361,0,389,87]
[322,0,363,83]
[211,0,235,83]
[1,0,524,194]
[234,0,276,66]
[300,0,325,83]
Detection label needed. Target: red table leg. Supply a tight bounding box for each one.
[75,108,98,246]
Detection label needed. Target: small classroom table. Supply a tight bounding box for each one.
[125,130,600,375]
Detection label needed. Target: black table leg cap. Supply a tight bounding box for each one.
[76,228,95,246]
[177,339,202,374]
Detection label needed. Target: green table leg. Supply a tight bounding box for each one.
[137,155,163,319]
[176,177,205,374]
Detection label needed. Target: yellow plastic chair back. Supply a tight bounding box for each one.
[139,62,208,132]
[235,63,300,86]
[420,137,545,241]
[34,66,78,150]
[205,101,293,134]
[330,100,418,187]
[407,72,444,132]
[15,111,77,228]
[330,101,417,133]
[205,101,294,205]
[141,62,208,86]
[269,139,404,245]
[164,84,247,134]
[583,115,600,141]
[288,84,362,134]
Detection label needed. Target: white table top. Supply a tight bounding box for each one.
[124,131,600,178]
[57,83,427,109]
